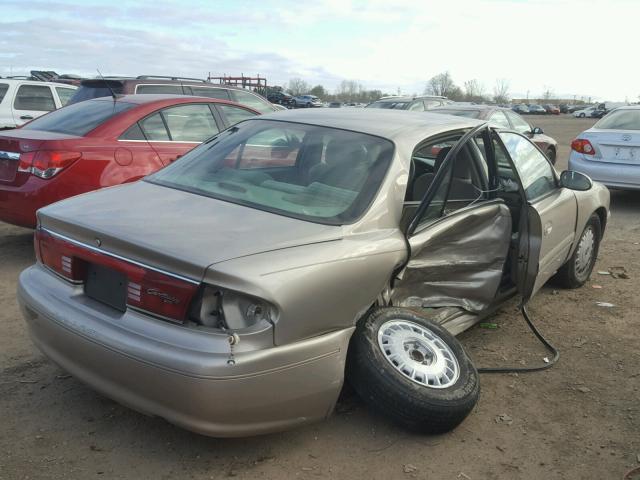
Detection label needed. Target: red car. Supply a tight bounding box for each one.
[0,95,259,228]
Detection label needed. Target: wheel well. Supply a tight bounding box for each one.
[594,207,607,235]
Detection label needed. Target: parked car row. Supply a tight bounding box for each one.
[511,104,560,115]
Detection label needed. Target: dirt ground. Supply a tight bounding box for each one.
[1,115,638,480]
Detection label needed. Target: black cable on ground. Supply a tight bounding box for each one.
[478,303,560,374]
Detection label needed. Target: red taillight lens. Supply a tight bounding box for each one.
[571,139,595,155]
[34,229,199,323]
[20,150,81,178]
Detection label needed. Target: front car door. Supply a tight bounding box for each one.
[493,131,578,301]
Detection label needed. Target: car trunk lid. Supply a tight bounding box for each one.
[37,180,344,281]
[583,129,640,165]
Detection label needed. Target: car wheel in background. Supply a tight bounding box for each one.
[579,113,586,118]
[347,308,480,433]
[555,214,601,288]
[545,147,556,165]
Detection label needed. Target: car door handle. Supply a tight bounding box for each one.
[544,222,553,236]
[20,115,34,120]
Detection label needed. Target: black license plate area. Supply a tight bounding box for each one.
[84,263,127,312]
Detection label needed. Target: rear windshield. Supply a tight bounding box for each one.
[432,109,481,119]
[67,81,124,105]
[594,109,640,130]
[21,100,135,136]
[366,101,410,110]
[147,119,394,225]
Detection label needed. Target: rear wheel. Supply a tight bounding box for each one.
[347,308,480,433]
[555,214,601,288]
[579,113,586,118]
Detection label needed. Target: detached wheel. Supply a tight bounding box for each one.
[545,147,556,164]
[555,213,601,288]
[347,308,479,434]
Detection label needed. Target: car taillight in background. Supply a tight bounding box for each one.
[34,229,199,323]
[18,150,81,178]
[571,139,595,155]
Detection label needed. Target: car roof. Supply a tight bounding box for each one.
[435,104,502,111]
[0,78,77,88]
[79,78,253,92]
[258,108,482,143]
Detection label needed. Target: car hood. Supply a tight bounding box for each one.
[38,181,344,281]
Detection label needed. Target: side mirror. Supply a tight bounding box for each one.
[532,126,544,135]
[560,170,593,191]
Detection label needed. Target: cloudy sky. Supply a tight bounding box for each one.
[1,0,637,101]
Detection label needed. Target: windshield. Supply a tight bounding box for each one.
[366,101,411,110]
[594,109,640,130]
[21,99,135,136]
[432,109,481,119]
[147,119,394,224]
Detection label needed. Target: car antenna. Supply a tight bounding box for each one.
[180,80,186,95]
[96,68,117,102]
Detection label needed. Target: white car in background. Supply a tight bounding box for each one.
[569,106,640,190]
[573,106,597,118]
[0,79,77,129]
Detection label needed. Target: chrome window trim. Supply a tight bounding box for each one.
[0,151,20,160]
[116,139,201,144]
[42,228,200,285]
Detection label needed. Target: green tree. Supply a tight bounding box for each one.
[309,85,327,99]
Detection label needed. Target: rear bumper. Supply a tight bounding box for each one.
[0,175,62,228]
[18,265,352,437]
[568,154,640,190]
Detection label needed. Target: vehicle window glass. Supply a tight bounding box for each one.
[505,110,531,133]
[366,101,411,110]
[191,87,230,100]
[231,90,273,113]
[217,104,258,126]
[120,123,146,140]
[21,99,135,135]
[55,87,76,106]
[140,113,170,141]
[13,85,55,111]
[423,100,441,109]
[433,109,481,119]
[594,109,640,130]
[491,135,520,194]
[148,119,394,225]
[228,127,303,169]
[161,104,219,142]
[489,111,510,128]
[136,84,186,95]
[0,83,9,103]
[68,83,125,104]
[499,132,556,200]
[408,101,424,111]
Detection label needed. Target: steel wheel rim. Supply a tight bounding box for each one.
[575,226,596,281]
[377,320,460,389]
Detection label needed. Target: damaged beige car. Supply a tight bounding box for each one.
[18,109,609,437]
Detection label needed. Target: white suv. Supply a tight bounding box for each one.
[0,79,77,129]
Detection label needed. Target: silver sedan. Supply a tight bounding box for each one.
[18,109,609,437]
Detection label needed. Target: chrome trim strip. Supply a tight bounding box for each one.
[42,228,200,285]
[0,151,20,161]
[116,140,201,144]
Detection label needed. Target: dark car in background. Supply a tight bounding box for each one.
[0,94,259,228]
[266,91,294,107]
[68,75,278,113]
[366,95,450,111]
[544,104,560,115]
[528,104,547,115]
[512,104,530,114]
[432,104,559,163]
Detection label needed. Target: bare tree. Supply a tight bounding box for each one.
[425,72,456,97]
[286,78,310,96]
[542,86,554,100]
[463,79,486,102]
[336,80,364,102]
[493,79,510,104]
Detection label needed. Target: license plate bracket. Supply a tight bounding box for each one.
[84,263,127,312]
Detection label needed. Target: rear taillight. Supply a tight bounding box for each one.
[571,138,595,155]
[35,229,199,323]
[18,150,81,178]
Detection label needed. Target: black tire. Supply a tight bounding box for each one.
[306,102,312,108]
[579,113,586,118]
[347,308,480,434]
[555,213,601,288]
[545,147,556,165]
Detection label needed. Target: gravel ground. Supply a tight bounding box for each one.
[1,114,638,480]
